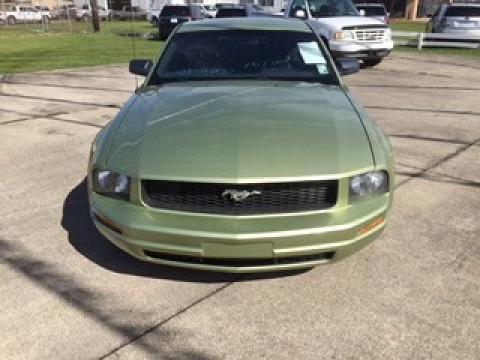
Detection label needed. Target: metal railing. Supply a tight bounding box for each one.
[393,31,480,49]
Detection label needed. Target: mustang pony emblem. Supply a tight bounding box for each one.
[222,189,262,202]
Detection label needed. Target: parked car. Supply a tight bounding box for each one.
[284,0,393,67]
[426,3,480,36]
[89,18,394,273]
[0,5,50,25]
[51,4,76,19]
[111,6,146,21]
[204,5,218,17]
[215,4,268,18]
[215,3,235,9]
[72,5,111,21]
[158,5,207,40]
[356,3,389,24]
[147,8,161,25]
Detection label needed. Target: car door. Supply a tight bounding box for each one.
[29,7,40,21]
[18,7,28,22]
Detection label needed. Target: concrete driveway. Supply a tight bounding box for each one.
[0,53,479,359]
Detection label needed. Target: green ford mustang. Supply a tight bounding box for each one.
[88,18,394,273]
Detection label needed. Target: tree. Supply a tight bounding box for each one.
[405,0,419,20]
[90,0,100,32]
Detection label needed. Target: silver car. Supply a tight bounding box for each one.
[427,3,480,36]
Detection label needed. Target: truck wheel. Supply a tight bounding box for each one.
[81,14,89,22]
[7,16,16,25]
[363,58,382,67]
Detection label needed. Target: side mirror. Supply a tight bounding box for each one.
[335,58,360,76]
[129,59,153,76]
[359,9,366,16]
[294,9,307,19]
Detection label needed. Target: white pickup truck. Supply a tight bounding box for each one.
[72,5,111,21]
[0,5,51,25]
[284,0,393,66]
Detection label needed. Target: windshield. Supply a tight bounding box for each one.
[216,8,247,17]
[445,6,480,17]
[161,6,190,16]
[356,6,386,16]
[307,0,358,17]
[149,30,338,85]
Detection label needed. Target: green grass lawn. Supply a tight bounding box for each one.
[0,19,478,74]
[390,20,428,33]
[0,21,162,74]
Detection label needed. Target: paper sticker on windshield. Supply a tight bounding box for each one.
[316,64,328,74]
[298,42,326,65]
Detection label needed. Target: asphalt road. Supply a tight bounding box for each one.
[0,53,479,359]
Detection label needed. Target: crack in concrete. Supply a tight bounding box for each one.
[395,55,480,70]
[388,134,471,145]
[0,92,121,109]
[0,79,133,94]
[98,280,240,360]
[395,138,480,189]
[351,84,480,91]
[366,106,480,117]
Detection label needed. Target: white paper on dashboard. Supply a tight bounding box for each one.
[298,42,327,65]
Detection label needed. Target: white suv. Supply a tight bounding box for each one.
[284,0,393,67]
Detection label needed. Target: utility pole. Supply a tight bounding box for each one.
[90,0,100,32]
[405,0,419,20]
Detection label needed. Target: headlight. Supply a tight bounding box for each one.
[333,30,355,41]
[349,171,389,200]
[93,169,130,200]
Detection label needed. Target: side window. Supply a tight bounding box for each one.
[289,0,307,17]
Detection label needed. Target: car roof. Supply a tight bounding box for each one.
[445,3,480,6]
[356,3,385,6]
[177,18,312,33]
[217,5,246,9]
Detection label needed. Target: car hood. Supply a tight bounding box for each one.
[105,82,374,182]
[314,16,386,31]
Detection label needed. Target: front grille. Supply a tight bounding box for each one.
[354,29,386,42]
[143,250,335,267]
[142,180,338,215]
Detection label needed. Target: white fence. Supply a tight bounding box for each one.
[393,31,480,50]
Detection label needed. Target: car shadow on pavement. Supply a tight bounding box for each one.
[62,178,308,282]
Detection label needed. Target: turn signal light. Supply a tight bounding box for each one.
[358,217,384,236]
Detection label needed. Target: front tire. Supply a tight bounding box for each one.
[362,58,382,67]
[7,16,16,25]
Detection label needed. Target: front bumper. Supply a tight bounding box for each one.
[89,178,392,273]
[329,39,394,59]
